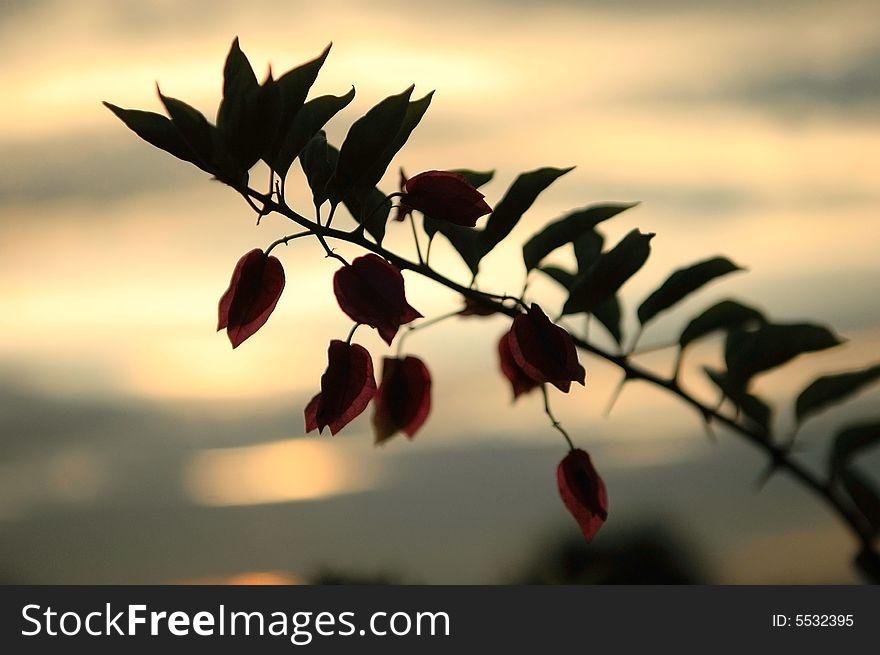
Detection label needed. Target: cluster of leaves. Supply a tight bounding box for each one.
[106,38,879,575]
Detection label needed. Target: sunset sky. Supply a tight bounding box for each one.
[1,0,878,583]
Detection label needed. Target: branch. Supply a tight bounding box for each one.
[246,186,877,553]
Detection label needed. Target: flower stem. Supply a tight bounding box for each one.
[265,230,312,256]
[408,212,424,265]
[345,323,361,345]
[542,384,575,451]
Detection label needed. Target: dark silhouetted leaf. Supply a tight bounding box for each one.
[273,87,355,178]
[423,217,483,275]
[157,90,216,168]
[830,421,880,477]
[479,166,574,256]
[449,169,494,189]
[299,132,338,207]
[217,38,258,132]
[840,468,880,536]
[678,299,765,349]
[522,202,638,271]
[357,91,433,193]
[536,264,621,344]
[345,185,391,245]
[216,37,281,169]
[537,265,576,289]
[796,364,880,426]
[574,230,604,272]
[725,323,844,385]
[593,296,623,346]
[562,229,654,315]
[704,367,771,435]
[268,44,332,166]
[637,256,743,326]
[103,103,206,171]
[326,85,414,204]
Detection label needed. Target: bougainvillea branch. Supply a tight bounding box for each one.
[105,37,880,581]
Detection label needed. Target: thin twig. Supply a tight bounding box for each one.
[266,230,312,255]
[542,384,575,451]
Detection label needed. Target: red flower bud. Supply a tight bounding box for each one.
[557,448,608,543]
[508,303,586,393]
[217,248,285,348]
[498,332,539,400]
[333,254,422,345]
[304,340,377,435]
[373,356,432,444]
[402,170,492,227]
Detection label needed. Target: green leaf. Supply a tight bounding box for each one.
[840,468,880,536]
[103,102,206,171]
[449,169,494,189]
[725,323,845,385]
[574,230,604,272]
[537,265,576,289]
[268,43,332,166]
[299,132,337,207]
[795,364,880,426]
[678,299,765,349]
[357,91,433,193]
[704,367,772,435]
[326,85,414,204]
[830,421,880,477]
[637,256,743,326]
[522,202,638,271]
[562,229,654,315]
[479,166,574,256]
[273,87,355,178]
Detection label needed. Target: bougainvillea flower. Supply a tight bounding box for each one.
[498,332,539,400]
[304,340,377,435]
[508,303,586,393]
[372,356,432,444]
[217,248,285,348]
[401,170,492,227]
[558,448,608,542]
[459,295,498,317]
[333,254,422,345]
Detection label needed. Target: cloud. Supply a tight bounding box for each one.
[0,131,203,209]
[638,47,880,120]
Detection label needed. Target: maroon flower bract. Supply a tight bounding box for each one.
[508,303,586,393]
[557,448,608,543]
[498,332,539,400]
[305,340,377,435]
[333,253,422,345]
[373,356,432,444]
[401,170,492,227]
[217,248,285,348]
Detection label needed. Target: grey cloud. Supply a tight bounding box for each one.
[636,47,880,120]
[0,130,204,210]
